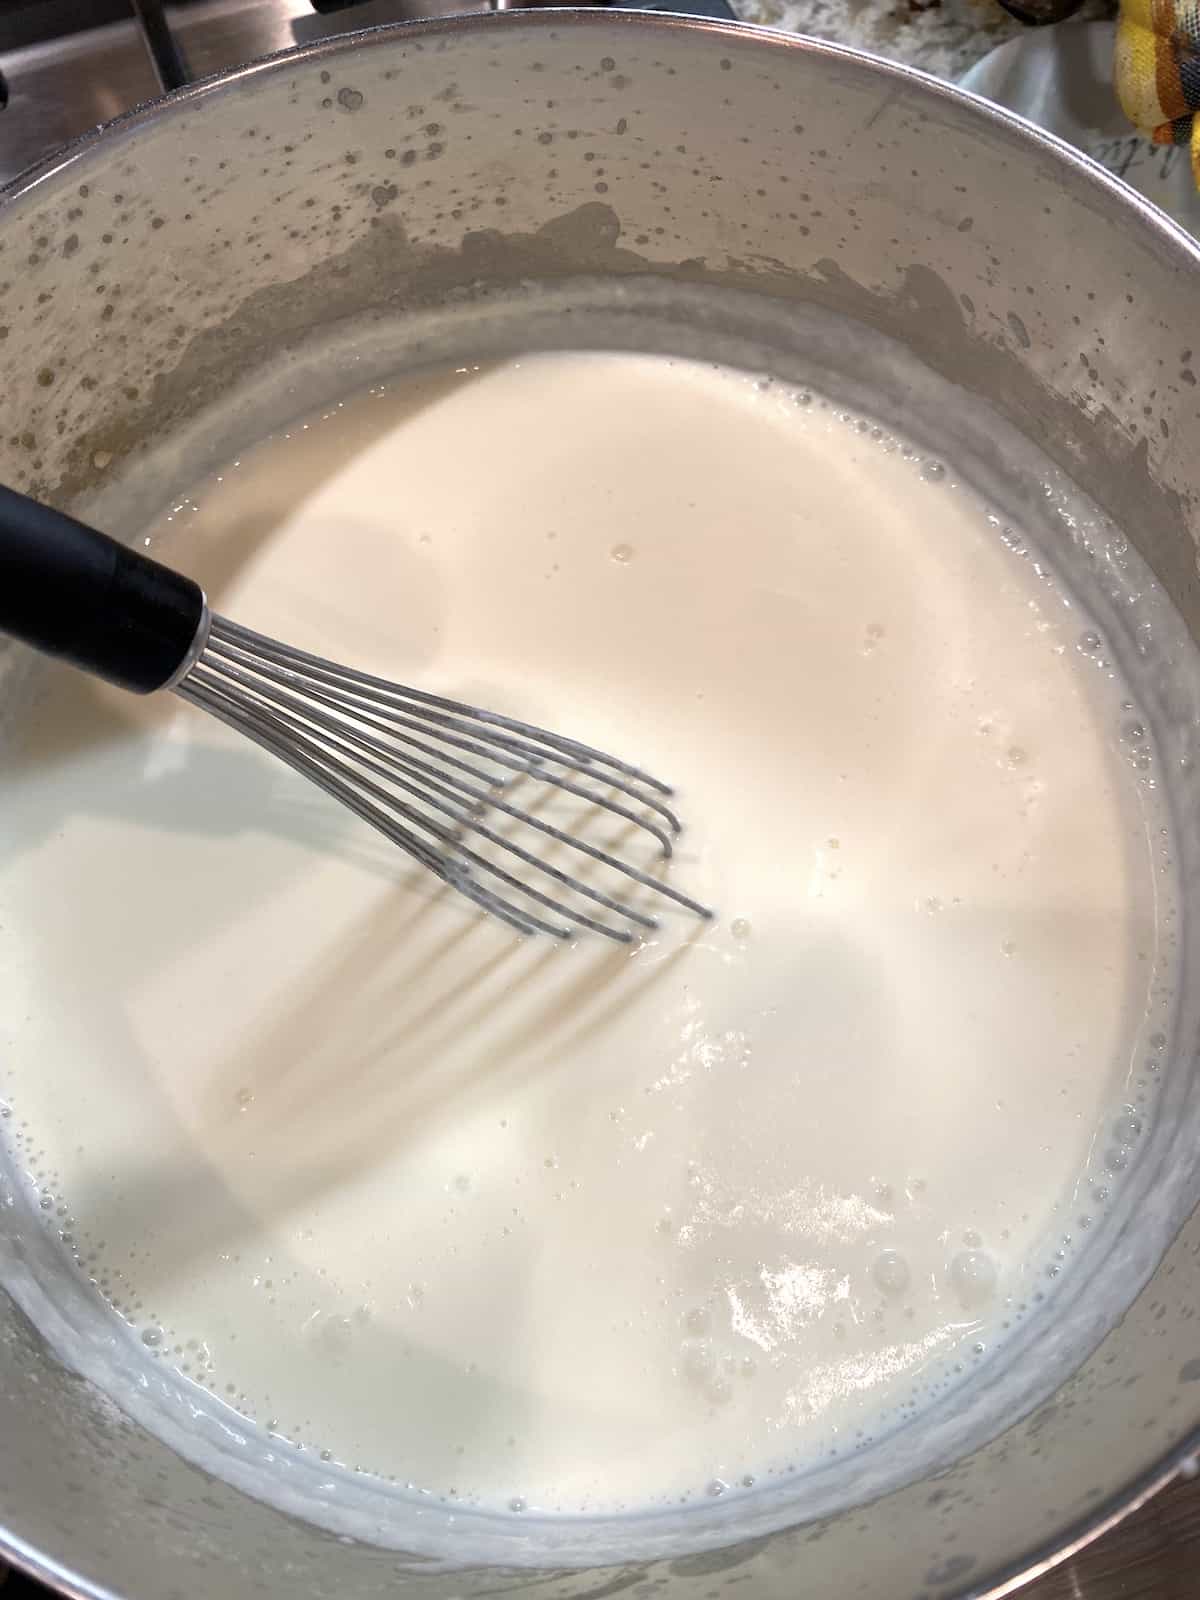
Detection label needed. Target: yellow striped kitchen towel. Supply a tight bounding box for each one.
[1116,0,1200,185]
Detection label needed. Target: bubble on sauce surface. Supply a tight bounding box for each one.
[950,1251,998,1309]
[873,1250,911,1297]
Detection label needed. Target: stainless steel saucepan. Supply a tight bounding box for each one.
[2,13,1200,1600]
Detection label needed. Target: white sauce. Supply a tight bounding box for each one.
[0,352,1170,1515]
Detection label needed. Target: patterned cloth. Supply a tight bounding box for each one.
[1116,0,1200,183]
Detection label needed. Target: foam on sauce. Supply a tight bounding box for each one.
[0,352,1175,1515]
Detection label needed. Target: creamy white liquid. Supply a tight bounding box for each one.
[0,352,1171,1515]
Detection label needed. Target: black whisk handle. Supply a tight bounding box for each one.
[0,483,205,694]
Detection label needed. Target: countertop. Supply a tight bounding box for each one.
[1021,1472,1200,1599]
[732,0,1112,81]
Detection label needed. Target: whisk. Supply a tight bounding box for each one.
[0,484,710,942]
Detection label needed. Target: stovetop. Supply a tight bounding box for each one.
[0,2,497,187]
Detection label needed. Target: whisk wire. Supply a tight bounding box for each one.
[185,661,662,937]
[175,613,712,941]
[180,672,569,939]
[209,618,675,791]
[198,646,681,862]
[205,623,685,839]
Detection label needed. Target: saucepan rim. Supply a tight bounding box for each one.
[0,11,1198,1599]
